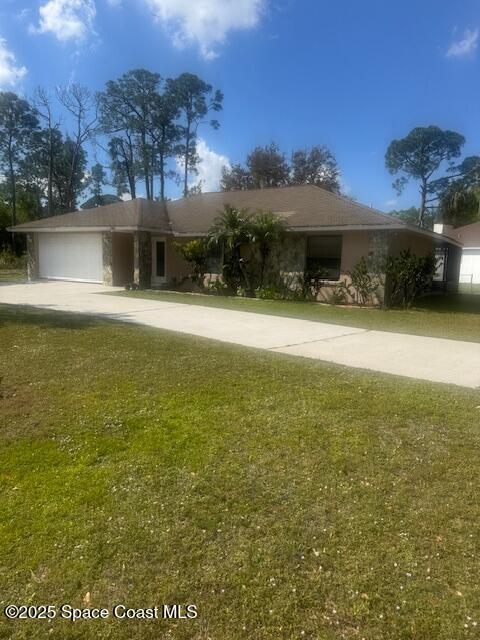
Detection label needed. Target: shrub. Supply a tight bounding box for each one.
[334,256,382,306]
[301,266,327,301]
[255,284,288,300]
[174,239,208,288]
[385,249,436,308]
[249,212,287,287]
[208,206,252,295]
[0,248,26,270]
[207,278,230,296]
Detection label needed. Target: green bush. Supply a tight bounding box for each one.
[174,239,208,288]
[255,284,288,300]
[334,256,382,306]
[0,248,26,269]
[301,266,327,301]
[385,249,436,308]
[207,278,230,296]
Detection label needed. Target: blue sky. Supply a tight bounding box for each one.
[1,0,479,209]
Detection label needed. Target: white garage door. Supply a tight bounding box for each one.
[38,232,103,283]
[460,249,480,284]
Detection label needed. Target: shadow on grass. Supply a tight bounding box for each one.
[0,304,101,330]
[414,293,480,314]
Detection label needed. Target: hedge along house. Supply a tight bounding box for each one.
[11,185,462,301]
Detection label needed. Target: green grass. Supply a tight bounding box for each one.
[1,304,480,639]
[0,267,27,282]
[111,288,480,343]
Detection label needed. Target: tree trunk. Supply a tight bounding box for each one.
[419,178,428,228]
[47,127,54,215]
[183,123,191,198]
[141,131,151,200]
[159,146,165,201]
[7,138,17,252]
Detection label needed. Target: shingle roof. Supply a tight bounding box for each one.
[11,184,402,234]
[166,185,398,234]
[451,221,480,247]
[12,198,171,233]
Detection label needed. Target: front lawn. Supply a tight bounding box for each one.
[111,288,480,343]
[1,305,480,639]
[0,267,27,282]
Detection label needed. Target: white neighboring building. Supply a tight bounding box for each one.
[435,222,480,284]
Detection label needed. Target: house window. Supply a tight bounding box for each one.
[156,240,165,278]
[206,243,222,273]
[306,235,342,280]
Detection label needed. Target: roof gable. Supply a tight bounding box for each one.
[452,221,480,247]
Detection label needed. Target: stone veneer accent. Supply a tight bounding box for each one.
[102,232,113,286]
[368,231,389,305]
[133,231,151,288]
[26,233,38,280]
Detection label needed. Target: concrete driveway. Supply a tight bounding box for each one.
[1,280,480,388]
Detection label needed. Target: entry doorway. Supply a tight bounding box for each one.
[151,237,166,286]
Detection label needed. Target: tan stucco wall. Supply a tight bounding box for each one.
[165,236,197,287]
[388,230,434,258]
[112,232,134,286]
[340,231,371,271]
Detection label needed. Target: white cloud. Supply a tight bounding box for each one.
[30,0,96,42]
[385,198,398,209]
[145,0,265,59]
[446,28,479,58]
[0,38,27,88]
[179,138,230,192]
[106,0,121,6]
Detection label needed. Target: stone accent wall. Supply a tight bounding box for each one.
[26,233,38,280]
[133,231,151,288]
[102,232,113,286]
[368,231,389,305]
[244,234,306,289]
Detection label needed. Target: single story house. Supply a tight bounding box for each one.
[434,221,480,285]
[11,185,462,299]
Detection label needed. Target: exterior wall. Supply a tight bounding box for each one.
[388,230,433,258]
[133,231,151,288]
[165,236,191,286]
[341,231,372,271]
[102,232,113,286]
[112,232,134,286]
[460,249,480,284]
[445,244,462,289]
[388,230,461,292]
[26,233,38,280]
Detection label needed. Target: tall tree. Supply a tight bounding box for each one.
[99,69,162,200]
[290,145,340,193]
[438,185,480,227]
[168,73,223,197]
[34,87,60,216]
[87,162,107,206]
[108,136,138,199]
[220,163,254,191]
[50,136,88,212]
[246,143,290,188]
[56,84,98,211]
[385,126,465,228]
[150,87,181,200]
[0,92,38,240]
[249,211,287,286]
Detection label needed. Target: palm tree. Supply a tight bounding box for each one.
[249,211,287,286]
[208,205,252,293]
